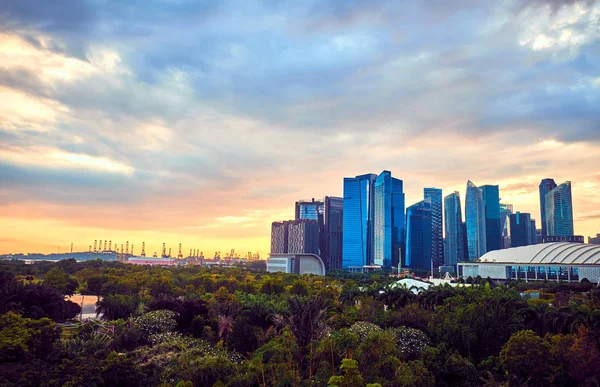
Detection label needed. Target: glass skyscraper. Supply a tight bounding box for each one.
[465,181,487,261]
[405,198,432,270]
[539,178,557,242]
[500,203,513,249]
[373,171,405,269]
[295,199,324,221]
[444,192,465,267]
[424,188,444,270]
[481,185,501,252]
[342,174,377,269]
[545,181,574,237]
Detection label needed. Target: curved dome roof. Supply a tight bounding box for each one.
[477,243,600,265]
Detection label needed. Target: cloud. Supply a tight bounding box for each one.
[0,0,599,253]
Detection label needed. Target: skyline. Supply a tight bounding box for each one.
[1,1,600,255]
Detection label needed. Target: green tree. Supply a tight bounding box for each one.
[499,330,554,386]
[328,358,364,387]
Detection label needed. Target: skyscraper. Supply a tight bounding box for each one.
[500,203,513,249]
[342,173,377,269]
[424,188,444,270]
[481,185,501,252]
[373,171,405,269]
[324,196,344,271]
[444,192,465,267]
[271,221,290,254]
[530,219,537,246]
[405,198,432,270]
[545,181,574,237]
[510,212,533,247]
[465,181,487,261]
[539,178,557,242]
[296,197,343,270]
[287,219,320,254]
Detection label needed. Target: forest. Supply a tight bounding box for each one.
[0,258,599,387]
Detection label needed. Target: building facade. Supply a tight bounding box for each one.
[444,191,465,267]
[545,181,574,237]
[424,188,444,270]
[481,185,502,252]
[539,178,557,242]
[405,198,432,270]
[590,234,600,245]
[342,173,377,269]
[466,181,487,261]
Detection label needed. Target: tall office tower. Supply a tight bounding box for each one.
[287,219,320,254]
[545,181,574,237]
[324,196,344,270]
[466,181,487,261]
[500,203,513,249]
[343,173,377,269]
[444,192,465,267]
[295,199,324,221]
[539,178,557,242]
[373,171,405,269]
[424,188,444,270]
[405,198,432,270]
[271,221,290,253]
[509,212,533,247]
[481,185,502,252]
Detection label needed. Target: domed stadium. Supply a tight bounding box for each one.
[458,242,600,283]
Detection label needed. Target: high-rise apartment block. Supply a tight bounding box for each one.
[466,181,487,261]
[405,198,432,270]
[444,191,465,267]
[424,188,444,270]
[545,181,574,237]
[539,178,557,241]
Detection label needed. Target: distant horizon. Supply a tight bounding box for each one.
[1,1,599,255]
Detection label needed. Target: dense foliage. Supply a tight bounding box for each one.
[0,259,599,386]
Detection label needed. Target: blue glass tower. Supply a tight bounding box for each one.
[424,188,443,270]
[481,185,501,252]
[510,212,533,247]
[444,191,465,266]
[545,181,574,237]
[342,174,377,269]
[539,178,557,242]
[373,171,405,269]
[405,198,432,270]
[465,181,486,261]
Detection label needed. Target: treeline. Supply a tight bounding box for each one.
[0,259,599,386]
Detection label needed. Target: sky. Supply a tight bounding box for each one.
[0,0,599,257]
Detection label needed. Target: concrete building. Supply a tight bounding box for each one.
[271,221,290,254]
[288,219,320,254]
[266,253,326,276]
